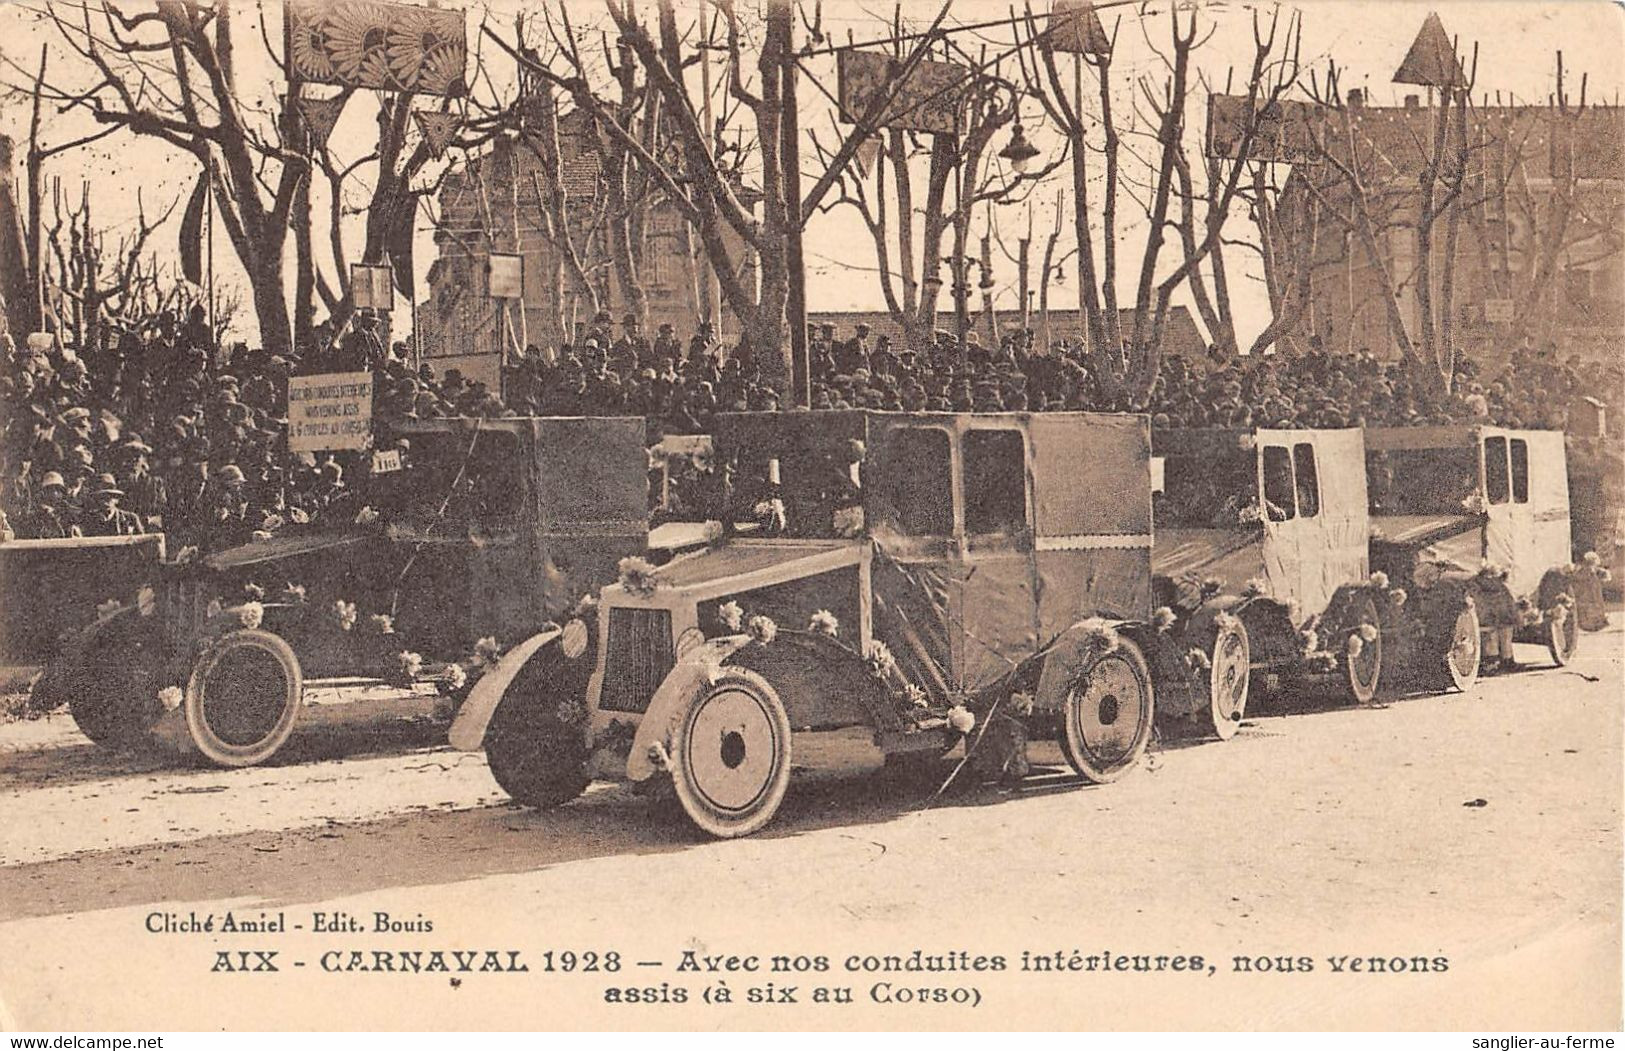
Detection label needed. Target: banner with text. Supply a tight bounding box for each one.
[288,372,374,453]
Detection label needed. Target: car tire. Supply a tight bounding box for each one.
[184,628,303,767]
[670,668,792,839]
[484,687,591,809]
[1059,637,1154,783]
[1546,597,1579,666]
[1345,596,1383,705]
[1204,618,1251,740]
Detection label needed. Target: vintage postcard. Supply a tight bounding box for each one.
[0,0,1619,1033]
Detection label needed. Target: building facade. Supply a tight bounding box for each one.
[1276,93,1622,364]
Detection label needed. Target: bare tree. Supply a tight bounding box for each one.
[1017,2,1300,405]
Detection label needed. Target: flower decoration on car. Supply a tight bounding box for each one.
[330,599,358,632]
[946,705,976,734]
[236,602,265,630]
[243,583,265,601]
[1461,491,1489,514]
[718,600,744,632]
[1368,571,1389,590]
[394,650,424,686]
[366,613,396,635]
[864,639,896,678]
[439,663,467,692]
[158,685,184,712]
[1152,606,1177,632]
[472,635,502,668]
[746,615,778,646]
[617,556,660,597]
[808,610,839,637]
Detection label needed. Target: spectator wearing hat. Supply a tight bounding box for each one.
[81,474,145,537]
[25,471,78,538]
[117,437,167,528]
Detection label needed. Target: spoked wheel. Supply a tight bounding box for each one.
[1205,619,1251,740]
[1443,603,1482,692]
[670,668,792,838]
[1546,598,1579,667]
[1345,597,1383,705]
[1060,638,1154,784]
[184,629,302,767]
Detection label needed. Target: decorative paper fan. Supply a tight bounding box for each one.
[414,44,466,95]
[322,1,391,86]
[287,9,336,81]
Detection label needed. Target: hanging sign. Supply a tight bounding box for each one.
[350,263,395,310]
[836,51,970,136]
[488,253,524,300]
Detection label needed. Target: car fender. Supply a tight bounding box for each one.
[1035,618,1140,716]
[447,627,563,751]
[624,636,753,783]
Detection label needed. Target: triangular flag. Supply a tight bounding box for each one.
[1047,0,1111,56]
[296,94,347,151]
[413,110,461,160]
[1393,12,1465,88]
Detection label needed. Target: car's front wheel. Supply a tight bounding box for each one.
[670,668,792,838]
[484,687,591,809]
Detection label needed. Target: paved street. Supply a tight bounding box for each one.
[0,623,1619,1031]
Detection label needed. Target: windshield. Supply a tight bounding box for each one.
[1155,451,1257,528]
[721,441,865,539]
[1366,447,1479,515]
[385,430,526,528]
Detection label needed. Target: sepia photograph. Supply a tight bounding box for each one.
[0,0,1619,1034]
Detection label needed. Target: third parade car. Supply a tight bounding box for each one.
[1150,426,1434,723]
[451,409,1165,838]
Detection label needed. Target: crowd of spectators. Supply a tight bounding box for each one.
[4,300,1619,552]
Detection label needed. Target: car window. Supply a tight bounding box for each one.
[1261,445,1296,521]
[963,430,1027,535]
[1484,435,1510,505]
[875,427,953,536]
[1510,438,1529,504]
[1293,442,1320,519]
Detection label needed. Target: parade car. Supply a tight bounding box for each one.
[29,417,651,767]
[1150,427,1419,719]
[449,410,1163,838]
[1365,425,1601,673]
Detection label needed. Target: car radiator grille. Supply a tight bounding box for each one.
[598,607,675,714]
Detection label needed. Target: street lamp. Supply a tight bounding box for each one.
[1000,123,1040,175]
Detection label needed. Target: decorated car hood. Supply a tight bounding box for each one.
[203,529,369,571]
[1370,514,1484,549]
[649,538,864,593]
